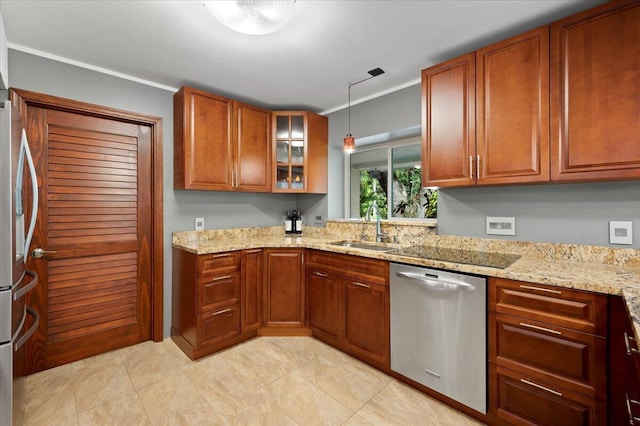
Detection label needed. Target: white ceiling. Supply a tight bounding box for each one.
[0,0,607,114]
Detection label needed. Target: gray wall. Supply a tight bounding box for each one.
[327,82,640,249]
[8,49,298,337]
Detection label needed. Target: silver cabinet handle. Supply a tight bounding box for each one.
[312,271,328,277]
[396,271,475,292]
[212,308,232,317]
[31,247,56,258]
[519,322,562,335]
[209,275,232,282]
[520,379,562,397]
[625,332,640,355]
[476,154,480,179]
[469,155,473,178]
[519,284,561,294]
[626,393,640,425]
[351,282,370,289]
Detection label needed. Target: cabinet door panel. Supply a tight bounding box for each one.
[551,1,640,182]
[343,279,389,366]
[236,103,271,192]
[241,249,262,332]
[263,250,304,327]
[307,269,340,338]
[175,87,232,190]
[422,52,476,188]
[477,27,549,185]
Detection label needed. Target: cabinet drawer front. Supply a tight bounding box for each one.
[197,305,240,347]
[491,364,604,426]
[490,312,606,400]
[198,252,240,276]
[490,278,607,335]
[306,250,389,285]
[198,272,240,313]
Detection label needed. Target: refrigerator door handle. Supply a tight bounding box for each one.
[22,129,38,258]
[14,307,39,352]
[12,269,37,302]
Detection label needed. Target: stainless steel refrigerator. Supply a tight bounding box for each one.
[1,100,39,425]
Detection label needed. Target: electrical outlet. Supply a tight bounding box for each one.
[609,221,632,245]
[314,215,324,225]
[486,217,516,236]
[195,217,204,231]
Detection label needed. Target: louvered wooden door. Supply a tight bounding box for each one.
[25,106,152,372]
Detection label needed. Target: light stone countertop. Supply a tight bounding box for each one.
[172,223,640,342]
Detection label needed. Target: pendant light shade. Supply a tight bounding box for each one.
[343,68,385,152]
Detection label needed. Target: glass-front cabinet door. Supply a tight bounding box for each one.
[273,112,307,191]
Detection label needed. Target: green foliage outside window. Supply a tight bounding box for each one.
[392,167,438,219]
[359,170,388,218]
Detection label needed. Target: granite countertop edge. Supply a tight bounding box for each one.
[172,235,640,340]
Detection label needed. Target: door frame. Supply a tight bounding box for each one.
[9,88,164,342]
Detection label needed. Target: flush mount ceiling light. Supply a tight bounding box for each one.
[203,0,297,35]
[344,67,385,153]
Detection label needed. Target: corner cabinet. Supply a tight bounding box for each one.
[174,86,271,192]
[272,111,328,194]
[171,248,262,360]
[550,0,640,182]
[422,26,550,188]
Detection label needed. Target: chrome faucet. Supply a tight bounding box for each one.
[364,200,389,243]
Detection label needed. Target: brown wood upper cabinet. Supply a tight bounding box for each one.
[550,0,640,182]
[422,27,550,188]
[272,111,328,194]
[174,86,271,191]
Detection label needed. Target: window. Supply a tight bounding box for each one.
[346,138,437,220]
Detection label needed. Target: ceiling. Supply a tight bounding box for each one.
[0,0,607,114]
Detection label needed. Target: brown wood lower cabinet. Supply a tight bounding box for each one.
[171,248,262,359]
[305,250,389,369]
[262,249,306,331]
[489,277,608,425]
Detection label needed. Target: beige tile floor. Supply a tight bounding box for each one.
[22,336,484,425]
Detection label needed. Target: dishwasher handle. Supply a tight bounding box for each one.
[395,271,476,292]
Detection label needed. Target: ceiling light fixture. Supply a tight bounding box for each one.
[344,67,385,153]
[203,0,297,35]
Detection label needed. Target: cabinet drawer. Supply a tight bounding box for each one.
[490,312,606,400]
[198,272,240,313]
[490,278,607,335]
[306,250,389,285]
[197,305,240,347]
[198,252,240,276]
[491,364,605,426]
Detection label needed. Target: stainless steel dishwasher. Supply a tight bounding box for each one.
[390,262,487,414]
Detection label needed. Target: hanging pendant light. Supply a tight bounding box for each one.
[343,68,385,153]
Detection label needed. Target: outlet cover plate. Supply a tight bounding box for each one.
[609,221,632,245]
[195,217,204,231]
[486,216,516,236]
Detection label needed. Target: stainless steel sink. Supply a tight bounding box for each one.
[329,240,394,252]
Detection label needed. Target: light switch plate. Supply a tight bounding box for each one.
[486,217,516,236]
[195,217,204,231]
[609,221,632,245]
